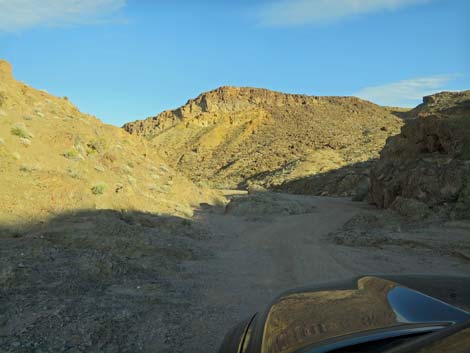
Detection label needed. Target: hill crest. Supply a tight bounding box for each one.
[124,86,405,189]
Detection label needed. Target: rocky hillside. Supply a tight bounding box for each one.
[0,60,222,227]
[124,86,404,189]
[369,90,470,219]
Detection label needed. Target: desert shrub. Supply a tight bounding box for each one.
[362,128,372,144]
[63,149,80,160]
[127,175,137,184]
[94,165,105,172]
[11,124,32,139]
[102,152,117,164]
[75,144,86,155]
[19,138,31,146]
[19,164,40,172]
[86,138,106,155]
[67,168,80,179]
[0,137,4,145]
[121,165,133,174]
[0,92,6,107]
[91,183,107,195]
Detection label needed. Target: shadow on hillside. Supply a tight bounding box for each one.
[266,160,374,199]
[0,208,215,353]
[389,109,411,120]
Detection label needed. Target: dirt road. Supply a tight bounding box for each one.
[1,193,469,353]
[180,193,470,352]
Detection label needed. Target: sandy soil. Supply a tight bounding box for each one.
[180,193,470,351]
[1,193,469,353]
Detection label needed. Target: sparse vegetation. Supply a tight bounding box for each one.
[19,138,31,146]
[127,175,137,184]
[19,164,40,172]
[102,152,117,163]
[362,128,373,143]
[91,183,107,195]
[67,168,80,179]
[124,87,403,188]
[11,124,32,139]
[121,164,133,174]
[63,149,80,160]
[0,92,6,106]
[86,138,106,155]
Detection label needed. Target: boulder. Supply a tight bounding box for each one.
[390,197,431,220]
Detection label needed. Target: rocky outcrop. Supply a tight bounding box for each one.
[369,91,470,219]
[124,86,404,189]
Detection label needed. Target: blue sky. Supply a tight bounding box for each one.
[0,0,469,126]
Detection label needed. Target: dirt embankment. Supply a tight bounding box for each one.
[0,60,223,226]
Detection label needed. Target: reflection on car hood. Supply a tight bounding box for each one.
[258,276,469,353]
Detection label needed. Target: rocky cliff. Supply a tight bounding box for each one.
[124,86,404,189]
[369,91,470,219]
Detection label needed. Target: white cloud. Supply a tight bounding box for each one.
[0,0,126,31]
[258,0,432,26]
[354,75,456,107]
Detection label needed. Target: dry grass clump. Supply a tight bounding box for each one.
[19,164,40,172]
[63,149,81,160]
[91,183,107,195]
[19,138,31,146]
[66,168,80,179]
[0,92,6,106]
[121,165,133,174]
[11,124,32,139]
[127,175,137,185]
[86,138,106,155]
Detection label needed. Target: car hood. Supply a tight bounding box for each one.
[239,276,470,353]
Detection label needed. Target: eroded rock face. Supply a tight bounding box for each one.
[124,86,404,189]
[369,91,470,219]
